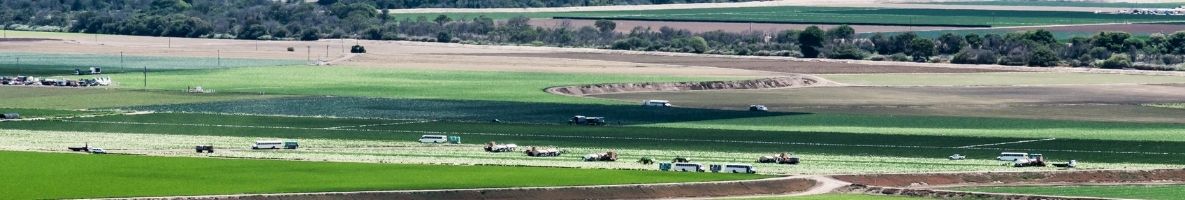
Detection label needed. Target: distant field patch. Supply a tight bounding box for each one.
[0,151,759,199]
[0,52,302,76]
[744,194,924,200]
[819,72,1185,86]
[0,87,279,109]
[406,6,1185,27]
[921,1,1184,8]
[954,185,1185,200]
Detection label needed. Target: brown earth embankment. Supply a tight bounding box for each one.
[123,177,816,200]
[838,184,1117,200]
[833,169,1185,188]
[547,76,826,96]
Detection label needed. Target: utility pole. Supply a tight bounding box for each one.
[217,50,222,67]
[16,57,21,75]
[120,52,124,74]
[306,45,311,64]
[168,37,172,48]
[340,39,345,54]
[142,66,147,90]
[325,45,329,58]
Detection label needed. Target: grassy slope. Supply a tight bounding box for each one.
[819,72,1185,86]
[0,87,278,109]
[104,66,724,103]
[399,6,1185,27]
[956,185,1185,200]
[0,151,761,199]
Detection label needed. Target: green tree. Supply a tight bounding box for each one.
[1028,46,1059,67]
[965,33,983,49]
[825,25,855,40]
[906,38,935,62]
[1023,29,1057,45]
[1101,54,1132,69]
[436,32,452,43]
[434,15,452,25]
[798,26,825,58]
[594,20,616,33]
[936,33,966,54]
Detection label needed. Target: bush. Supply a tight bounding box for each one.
[436,32,452,43]
[287,47,295,52]
[888,53,911,62]
[825,44,868,60]
[951,48,998,64]
[1101,54,1132,69]
[299,29,320,41]
[1027,47,1059,67]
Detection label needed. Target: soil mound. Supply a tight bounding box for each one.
[547,76,827,96]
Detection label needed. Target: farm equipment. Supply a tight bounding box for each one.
[350,45,367,53]
[484,141,517,152]
[1052,160,1078,168]
[569,115,606,126]
[74,67,101,75]
[195,145,214,153]
[757,153,800,164]
[525,146,563,157]
[749,105,769,112]
[1,113,19,120]
[583,151,618,161]
[672,157,691,163]
[68,143,91,152]
[1012,154,1047,167]
[949,154,966,160]
[642,100,672,107]
[638,157,655,165]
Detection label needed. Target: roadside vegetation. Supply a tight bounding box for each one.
[0,150,760,199]
[954,185,1185,200]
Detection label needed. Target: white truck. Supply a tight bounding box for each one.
[252,140,298,149]
[419,135,448,143]
[642,100,672,107]
[721,164,756,174]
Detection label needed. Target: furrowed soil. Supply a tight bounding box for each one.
[529,19,964,33]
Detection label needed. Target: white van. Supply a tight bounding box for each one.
[642,100,671,107]
[672,163,705,172]
[252,141,283,149]
[419,135,448,143]
[997,152,1029,161]
[722,164,756,174]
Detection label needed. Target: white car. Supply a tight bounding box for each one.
[90,148,107,154]
[642,100,672,107]
[419,135,448,143]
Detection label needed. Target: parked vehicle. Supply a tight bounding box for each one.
[525,146,563,157]
[749,105,769,112]
[949,154,966,160]
[1,113,19,120]
[583,151,618,161]
[195,145,214,153]
[719,164,757,174]
[569,115,606,126]
[996,152,1029,161]
[419,135,448,143]
[1013,154,1047,167]
[90,148,107,154]
[252,140,298,149]
[1053,160,1078,168]
[484,141,517,152]
[757,153,800,164]
[672,163,705,172]
[642,100,672,107]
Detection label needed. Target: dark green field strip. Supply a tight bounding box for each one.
[7,114,1185,164]
[0,151,759,199]
[86,113,413,129]
[550,16,989,27]
[955,185,1185,200]
[922,1,1185,8]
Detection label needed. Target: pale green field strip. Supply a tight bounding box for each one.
[103,66,730,104]
[819,72,1185,86]
[0,87,280,109]
[0,130,1175,175]
[1144,103,1185,109]
[955,185,1185,200]
[0,150,760,199]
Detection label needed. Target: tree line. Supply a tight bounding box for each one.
[2,0,1183,70]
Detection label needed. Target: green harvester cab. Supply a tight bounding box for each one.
[659,163,672,171]
[448,136,462,144]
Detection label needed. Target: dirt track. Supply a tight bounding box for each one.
[833,168,1185,188]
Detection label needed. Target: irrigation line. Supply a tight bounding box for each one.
[956,138,1057,148]
[53,120,1185,156]
[324,120,436,129]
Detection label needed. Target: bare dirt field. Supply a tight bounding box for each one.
[473,53,1016,74]
[529,19,963,34]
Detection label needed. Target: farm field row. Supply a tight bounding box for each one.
[0,52,303,76]
[919,1,1185,9]
[0,150,759,199]
[401,6,1185,27]
[2,130,1175,175]
[6,113,1185,165]
[745,194,924,200]
[953,185,1185,200]
[0,87,281,109]
[99,66,727,104]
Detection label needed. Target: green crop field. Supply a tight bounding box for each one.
[744,194,924,200]
[0,151,760,199]
[0,87,280,109]
[955,185,1185,200]
[102,66,725,103]
[818,72,1185,86]
[0,52,303,76]
[7,112,1185,165]
[921,1,1185,8]
[401,6,1185,27]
